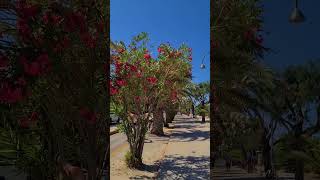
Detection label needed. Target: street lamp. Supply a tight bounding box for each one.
[289,0,305,23]
[200,52,209,69]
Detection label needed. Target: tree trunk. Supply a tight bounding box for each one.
[192,103,195,118]
[166,109,176,123]
[128,133,145,168]
[164,111,169,128]
[201,100,205,123]
[294,122,304,180]
[151,109,164,135]
[87,125,97,180]
[263,137,272,174]
[295,160,304,180]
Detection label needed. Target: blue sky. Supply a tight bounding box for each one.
[262,0,320,136]
[110,0,210,83]
[262,0,320,71]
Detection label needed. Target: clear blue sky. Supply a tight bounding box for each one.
[110,0,210,83]
[262,0,320,71]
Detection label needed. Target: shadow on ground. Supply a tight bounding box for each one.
[214,178,294,180]
[169,129,209,142]
[128,163,159,179]
[129,175,153,180]
[158,155,209,180]
[173,119,210,124]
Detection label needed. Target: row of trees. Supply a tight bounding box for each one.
[212,1,320,180]
[1,1,109,179]
[184,82,210,122]
[110,33,192,168]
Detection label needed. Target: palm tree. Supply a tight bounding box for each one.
[195,82,210,122]
[183,83,197,118]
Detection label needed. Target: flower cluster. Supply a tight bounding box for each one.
[110,46,159,98]
[0,1,105,105]
[158,44,192,63]
[244,28,264,47]
[18,112,39,128]
[110,39,192,119]
[79,107,98,125]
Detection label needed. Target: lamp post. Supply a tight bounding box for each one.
[200,52,209,69]
[289,0,305,23]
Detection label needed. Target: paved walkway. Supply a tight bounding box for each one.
[157,114,210,179]
[212,159,266,180]
[212,159,300,180]
[110,131,170,179]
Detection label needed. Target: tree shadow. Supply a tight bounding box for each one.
[174,124,206,129]
[158,155,210,179]
[213,178,293,180]
[173,120,208,124]
[129,163,159,179]
[169,129,210,142]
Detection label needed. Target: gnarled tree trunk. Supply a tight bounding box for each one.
[166,108,177,124]
[201,100,205,122]
[164,111,169,128]
[191,103,195,118]
[151,109,164,135]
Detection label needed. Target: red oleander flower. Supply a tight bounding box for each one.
[36,53,51,74]
[61,36,70,48]
[18,117,30,128]
[144,54,151,60]
[170,91,178,101]
[17,19,31,40]
[136,72,142,78]
[158,48,164,54]
[0,84,24,104]
[20,53,50,76]
[134,96,141,102]
[15,77,27,86]
[34,35,44,47]
[255,35,263,46]
[65,11,86,32]
[147,77,157,85]
[115,62,123,74]
[111,55,120,62]
[116,79,127,87]
[188,48,192,52]
[79,107,97,125]
[42,12,50,24]
[188,56,192,61]
[30,112,39,121]
[117,48,125,54]
[17,1,39,20]
[130,65,138,72]
[110,86,118,95]
[80,32,96,48]
[24,61,41,76]
[51,14,62,25]
[0,55,9,68]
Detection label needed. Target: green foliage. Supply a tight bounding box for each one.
[275,137,320,174]
[0,1,109,179]
[229,149,244,161]
[124,151,141,168]
[195,103,209,116]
